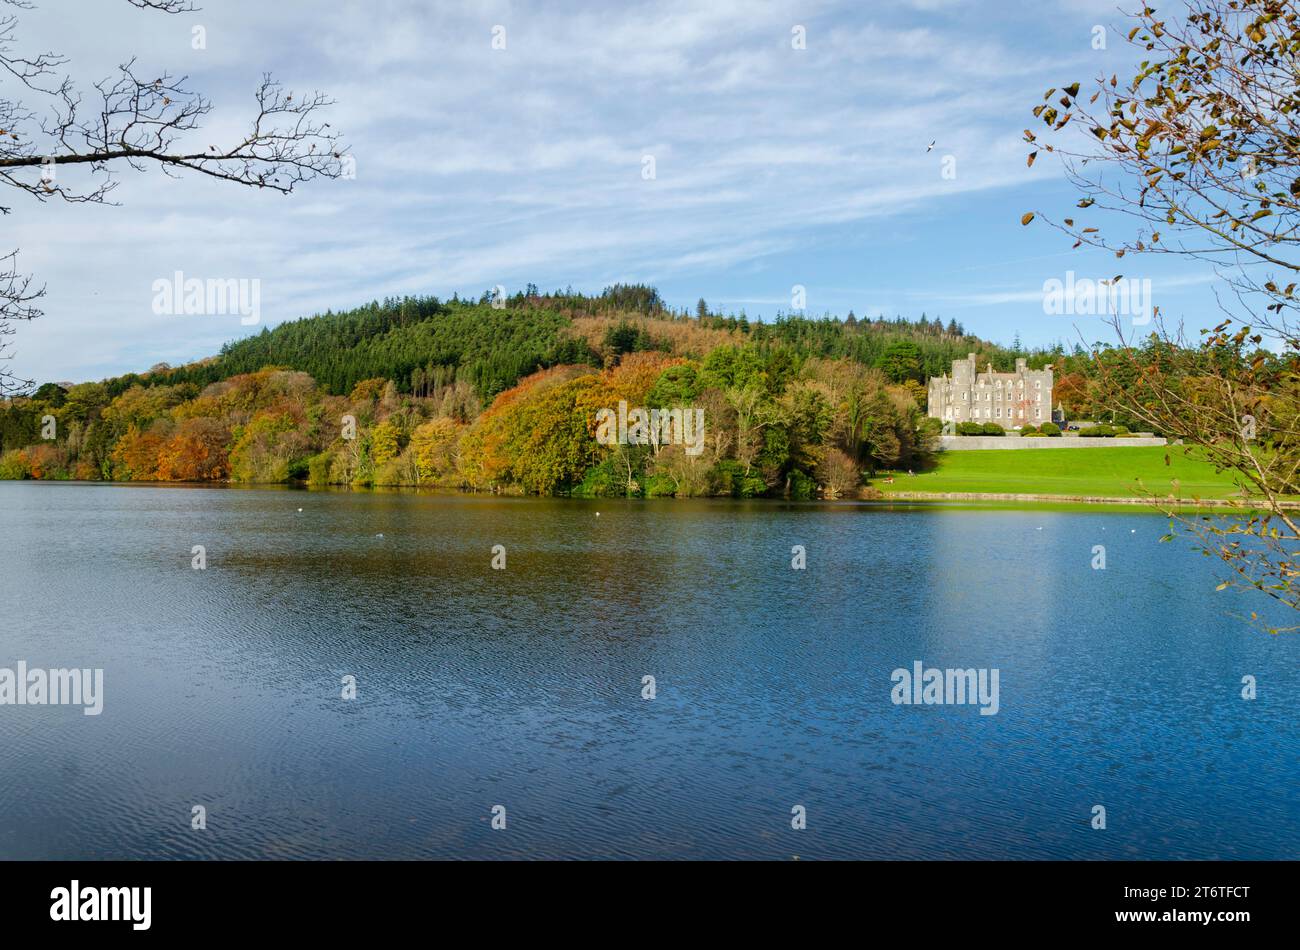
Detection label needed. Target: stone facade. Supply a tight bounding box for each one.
[927,353,1053,427]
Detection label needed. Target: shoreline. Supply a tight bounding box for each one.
[877,489,1291,509]
[3,478,1288,511]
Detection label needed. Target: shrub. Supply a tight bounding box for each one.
[307,451,334,486]
[645,444,711,498]
[1038,422,1061,437]
[73,459,101,481]
[711,459,769,498]
[735,473,769,498]
[372,455,412,487]
[643,473,678,497]
[708,459,767,497]
[981,422,1005,435]
[0,449,31,479]
[575,458,620,497]
[788,469,816,500]
[955,421,984,436]
[1080,424,1115,438]
[1020,424,1038,434]
[708,459,739,495]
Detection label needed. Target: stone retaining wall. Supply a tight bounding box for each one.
[939,435,1168,451]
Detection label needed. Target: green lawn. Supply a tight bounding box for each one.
[872,446,1249,499]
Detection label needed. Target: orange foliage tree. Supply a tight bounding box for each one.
[156,417,230,481]
[110,424,168,480]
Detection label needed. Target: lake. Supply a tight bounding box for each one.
[1,481,1296,859]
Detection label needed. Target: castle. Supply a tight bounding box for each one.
[927,353,1054,427]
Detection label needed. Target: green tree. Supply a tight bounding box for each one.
[877,340,922,383]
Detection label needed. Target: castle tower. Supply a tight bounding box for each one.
[926,352,1053,428]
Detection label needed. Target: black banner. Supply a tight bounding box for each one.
[1,859,1288,938]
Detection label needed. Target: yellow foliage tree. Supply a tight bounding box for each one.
[410,418,461,483]
[370,421,401,466]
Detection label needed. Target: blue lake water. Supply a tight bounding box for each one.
[0,481,1296,859]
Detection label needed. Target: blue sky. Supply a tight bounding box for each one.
[11,0,1219,384]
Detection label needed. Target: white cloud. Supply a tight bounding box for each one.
[7,0,1116,381]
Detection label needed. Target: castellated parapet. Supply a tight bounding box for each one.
[927,353,1053,426]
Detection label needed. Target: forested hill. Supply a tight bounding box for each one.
[103,283,1054,402]
[185,297,585,400]
[2,283,1088,496]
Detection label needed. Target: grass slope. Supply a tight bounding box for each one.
[874,446,1247,499]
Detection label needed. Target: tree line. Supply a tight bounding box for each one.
[4,284,1270,496]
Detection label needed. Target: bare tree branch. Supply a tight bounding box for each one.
[0,249,43,395]
[0,0,346,396]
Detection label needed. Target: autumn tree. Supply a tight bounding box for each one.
[156,416,228,481]
[410,417,461,484]
[110,423,166,479]
[816,448,860,498]
[370,421,401,466]
[1025,0,1300,627]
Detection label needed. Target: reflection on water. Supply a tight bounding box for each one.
[1,482,1296,859]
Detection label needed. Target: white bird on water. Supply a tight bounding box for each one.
[297,507,303,512]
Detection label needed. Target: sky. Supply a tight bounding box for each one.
[7,0,1221,385]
